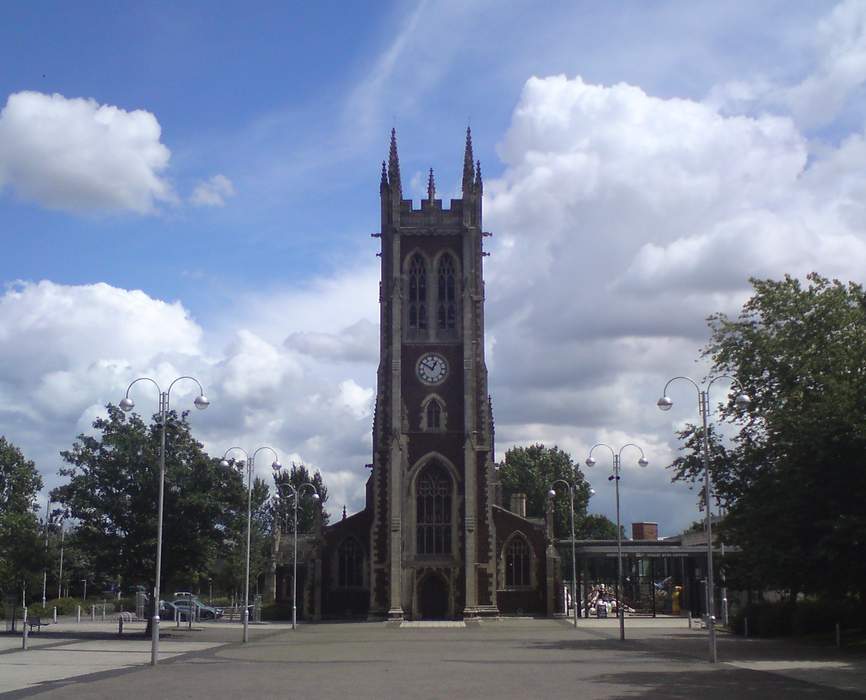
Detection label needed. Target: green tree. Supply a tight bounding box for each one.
[576,513,620,540]
[52,406,247,609]
[271,463,330,535]
[679,273,866,605]
[0,436,45,602]
[214,466,271,600]
[497,444,595,538]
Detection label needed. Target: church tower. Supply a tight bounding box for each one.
[369,129,497,619]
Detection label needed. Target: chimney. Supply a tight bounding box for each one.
[632,522,659,541]
[510,492,527,518]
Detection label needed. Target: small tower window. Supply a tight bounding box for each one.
[506,536,531,587]
[426,399,442,430]
[437,255,457,335]
[408,254,427,336]
[420,396,447,432]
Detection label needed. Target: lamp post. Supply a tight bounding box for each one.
[42,499,50,608]
[119,375,210,666]
[585,442,648,641]
[547,479,580,628]
[57,519,65,600]
[272,464,319,630]
[657,375,749,663]
[219,446,281,643]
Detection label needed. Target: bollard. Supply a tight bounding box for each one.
[53,606,57,623]
[836,622,841,648]
[102,605,106,622]
[76,605,81,623]
[688,611,692,629]
[744,617,749,638]
[22,607,29,650]
[90,606,95,621]
[118,617,124,637]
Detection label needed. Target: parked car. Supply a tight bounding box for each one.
[158,600,179,620]
[171,597,223,620]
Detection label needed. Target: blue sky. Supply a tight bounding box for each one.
[2,1,866,534]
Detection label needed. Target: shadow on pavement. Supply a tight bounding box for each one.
[589,668,863,699]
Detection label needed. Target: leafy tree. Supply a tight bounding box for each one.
[271,463,330,535]
[497,444,594,538]
[0,437,45,602]
[576,513,620,540]
[674,273,866,606]
[52,405,247,614]
[214,465,270,600]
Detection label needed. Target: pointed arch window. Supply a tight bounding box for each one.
[416,464,452,555]
[426,400,442,430]
[408,254,427,336]
[337,538,364,588]
[506,535,531,587]
[437,255,457,335]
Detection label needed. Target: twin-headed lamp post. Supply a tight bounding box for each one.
[119,376,210,666]
[272,463,319,630]
[657,375,749,663]
[219,446,281,643]
[584,442,648,641]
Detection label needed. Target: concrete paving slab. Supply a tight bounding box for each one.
[0,638,224,696]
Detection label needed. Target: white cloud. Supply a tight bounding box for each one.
[190,174,236,207]
[482,68,866,533]
[0,91,173,213]
[0,279,373,522]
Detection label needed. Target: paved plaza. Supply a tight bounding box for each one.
[1,617,865,699]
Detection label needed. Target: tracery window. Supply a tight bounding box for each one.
[338,538,364,588]
[437,255,457,334]
[408,254,427,335]
[505,535,531,587]
[416,464,452,555]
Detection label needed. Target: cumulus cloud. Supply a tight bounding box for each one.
[0,91,173,213]
[0,279,374,522]
[285,319,379,363]
[190,174,236,207]
[482,67,866,532]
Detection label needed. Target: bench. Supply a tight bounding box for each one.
[26,617,45,632]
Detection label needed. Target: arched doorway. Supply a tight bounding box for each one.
[417,573,449,619]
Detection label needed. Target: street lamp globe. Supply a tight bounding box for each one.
[657,396,673,411]
[585,457,596,468]
[194,395,210,410]
[734,393,751,410]
[547,489,557,499]
[312,492,321,501]
[219,459,230,468]
[119,397,135,412]
[589,488,596,496]
[271,460,282,471]
[638,457,649,468]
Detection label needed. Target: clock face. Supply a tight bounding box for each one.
[416,353,449,385]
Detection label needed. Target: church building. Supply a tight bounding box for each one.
[267,130,561,620]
